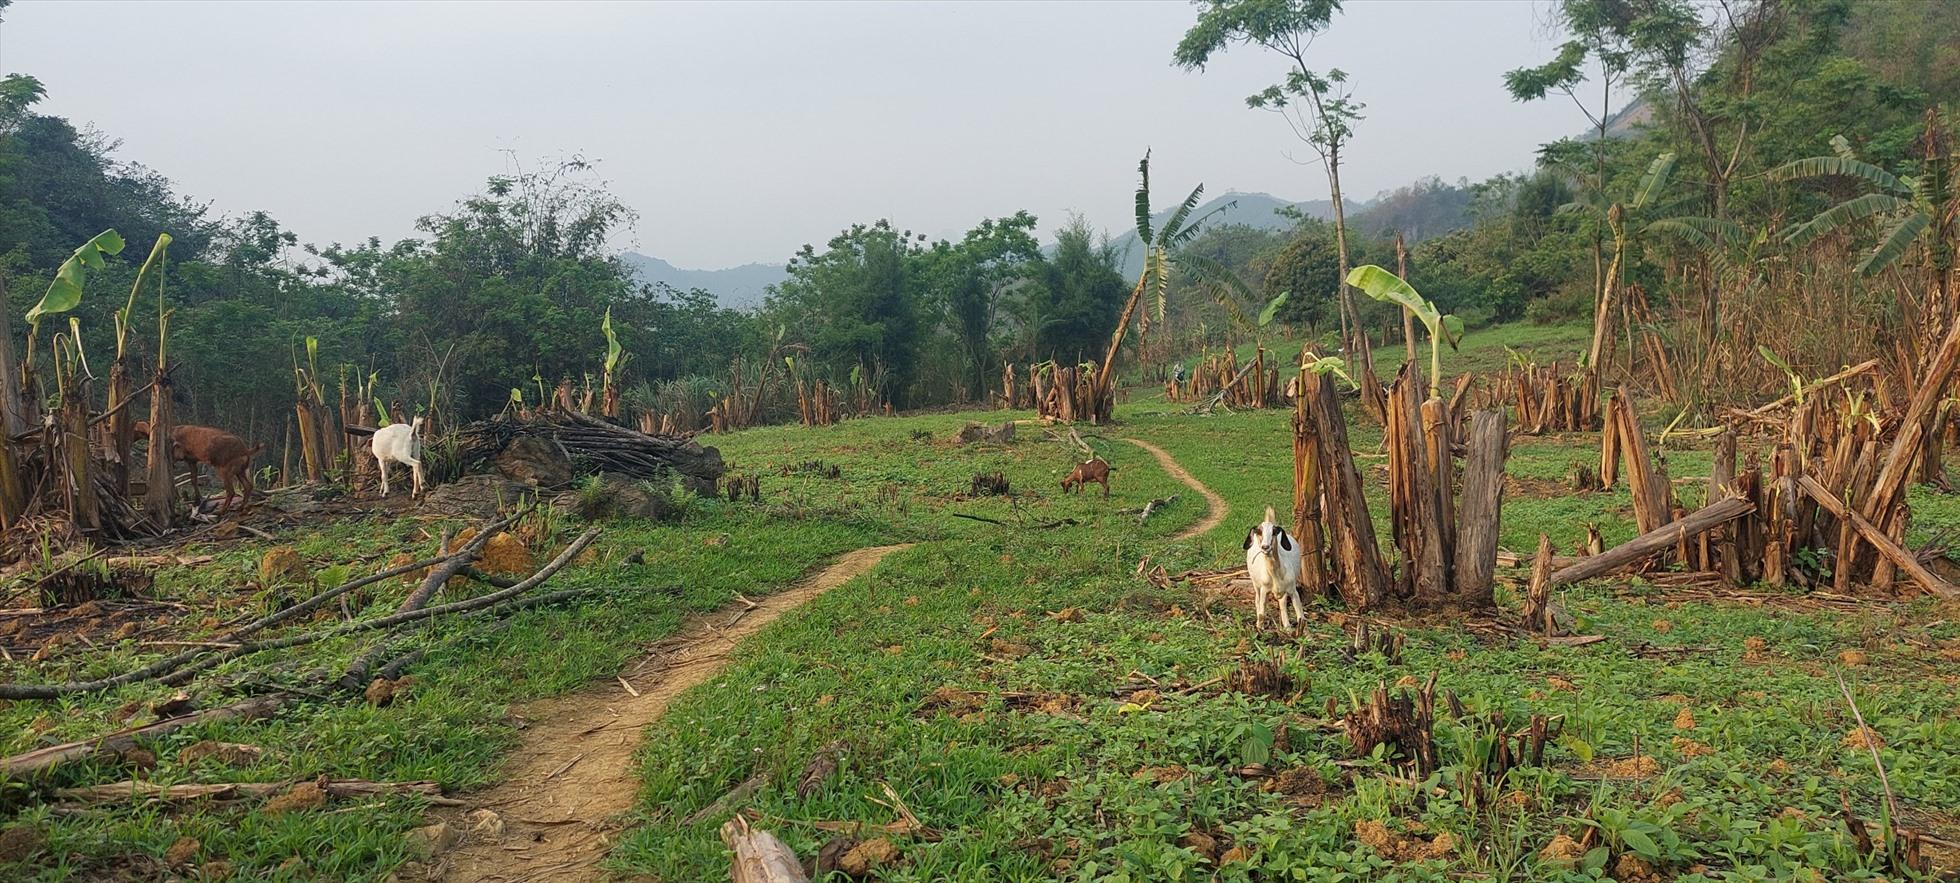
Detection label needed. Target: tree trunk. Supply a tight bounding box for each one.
[1454,410,1507,608]
[0,276,25,527]
[145,372,180,531]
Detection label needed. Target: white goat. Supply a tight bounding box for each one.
[1244,506,1306,630]
[371,416,425,498]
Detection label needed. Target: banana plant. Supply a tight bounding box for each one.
[26,229,124,370]
[113,234,171,360]
[1095,151,1232,400]
[1773,127,1954,278]
[1344,265,1461,398]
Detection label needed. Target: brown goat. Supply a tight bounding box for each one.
[134,421,264,511]
[1060,458,1111,498]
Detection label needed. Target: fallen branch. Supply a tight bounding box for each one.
[685,772,768,825]
[1799,475,1959,599]
[55,777,463,807]
[949,512,1077,529]
[2,693,290,781]
[1136,495,1178,523]
[1739,359,1880,418]
[1,527,598,700]
[1543,496,1755,588]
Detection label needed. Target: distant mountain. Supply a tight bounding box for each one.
[621,252,786,309]
[1103,191,1368,277]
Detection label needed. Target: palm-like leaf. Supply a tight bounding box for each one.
[1644,216,1744,252]
[1134,151,1154,244]
[1158,184,1206,246]
[1150,250,1173,323]
[32,229,125,324]
[1856,212,1930,276]
[1177,252,1256,329]
[1768,156,1905,193]
[1784,192,1911,248]
[1631,153,1677,210]
[1256,292,1288,327]
[1346,265,1441,336]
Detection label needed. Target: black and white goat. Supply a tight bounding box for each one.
[1243,506,1306,630]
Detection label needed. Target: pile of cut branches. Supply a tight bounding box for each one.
[438,412,724,493]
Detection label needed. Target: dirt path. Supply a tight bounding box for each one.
[436,543,913,883]
[1124,438,1228,542]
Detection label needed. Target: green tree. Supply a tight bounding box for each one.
[1175,0,1366,357]
[767,220,929,407]
[1023,218,1128,365]
[927,212,1042,399]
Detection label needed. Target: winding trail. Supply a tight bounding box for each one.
[1124,438,1228,542]
[437,543,913,883]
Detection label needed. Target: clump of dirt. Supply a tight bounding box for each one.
[262,780,326,815]
[479,532,533,575]
[259,546,306,586]
[1673,737,1715,758]
[1262,766,1329,804]
[163,836,200,866]
[1843,725,1886,750]
[1839,649,1870,666]
[1131,766,1189,785]
[1673,707,1697,730]
[0,824,48,863]
[1179,830,1220,861]
[1539,833,1585,867]
[1605,755,1662,779]
[922,687,986,717]
[838,838,899,876]
[1353,819,1455,861]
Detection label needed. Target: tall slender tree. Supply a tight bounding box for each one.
[1175,0,1366,363]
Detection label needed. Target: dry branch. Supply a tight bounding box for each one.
[1544,496,1755,588]
[55,777,462,807]
[2,693,289,780]
[1798,476,1958,598]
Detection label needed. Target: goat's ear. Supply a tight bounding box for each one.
[1242,528,1255,550]
[1278,531,1294,553]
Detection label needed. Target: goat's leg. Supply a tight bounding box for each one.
[1101,476,1109,498]
[407,455,424,498]
[377,458,391,498]
[1254,581,1267,631]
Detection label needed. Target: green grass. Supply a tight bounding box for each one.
[607,403,1960,881]
[3,390,1957,882]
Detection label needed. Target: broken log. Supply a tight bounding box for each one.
[721,816,810,883]
[1798,476,1959,599]
[1543,496,1755,588]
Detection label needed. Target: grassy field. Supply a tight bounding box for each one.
[1,346,1957,880]
[607,405,1960,881]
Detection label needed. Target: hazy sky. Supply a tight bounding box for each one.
[4,0,1593,269]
